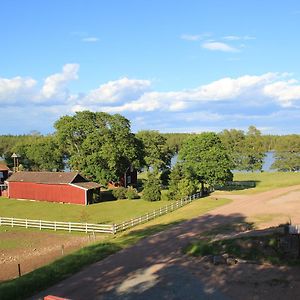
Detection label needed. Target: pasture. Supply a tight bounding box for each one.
[224,171,300,194]
[0,197,177,224]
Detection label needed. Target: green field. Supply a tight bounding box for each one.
[0,197,181,224]
[224,172,300,194]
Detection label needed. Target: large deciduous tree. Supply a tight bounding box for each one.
[14,135,64,171]
[219,126,265,172]
[271,135,300,171]
[136,130,172,172]
[54,111,143,183]
[179,132,233,188]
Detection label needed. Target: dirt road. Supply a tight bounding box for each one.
[31,185,300,300]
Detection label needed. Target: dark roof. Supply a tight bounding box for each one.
[7,171,80,184]
[72,182,101,190]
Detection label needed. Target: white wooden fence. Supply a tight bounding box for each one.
[0,217,115,234]
[114,191,202,233]
[0,191,203,234]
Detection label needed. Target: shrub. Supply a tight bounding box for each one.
[143,173,161,201]
[112,187,127,199]
[125,187,139,200]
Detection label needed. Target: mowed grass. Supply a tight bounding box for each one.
[0,197,181,224]
[224,172,300,194]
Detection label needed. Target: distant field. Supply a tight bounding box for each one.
[0,197,180,224]
[223,172,300,194]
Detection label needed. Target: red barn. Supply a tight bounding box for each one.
[7,172,101,205]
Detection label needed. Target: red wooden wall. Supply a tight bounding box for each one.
[8,182,86,205]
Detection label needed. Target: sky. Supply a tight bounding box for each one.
[1,0,300,135]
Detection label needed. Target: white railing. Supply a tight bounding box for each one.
[0,191,203,234]
[0,217,114,234]
[114,191,202,233]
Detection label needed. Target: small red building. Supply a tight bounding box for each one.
[7,172,101,205]
[108,166,138,189]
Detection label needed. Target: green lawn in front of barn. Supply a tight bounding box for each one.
[0,196,183,224]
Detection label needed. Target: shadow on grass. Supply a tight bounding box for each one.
[217,180,259,191]
[99,190,117,202]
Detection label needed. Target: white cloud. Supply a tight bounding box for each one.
[81,37,99,42]
[202,41,239,52]
[180,34,202,41]
[180,33,211,41]
[263,79,300,107]
[84,77,151,104]
[223,35,255,41]
[0,76,36,104]
[40,64,79,100]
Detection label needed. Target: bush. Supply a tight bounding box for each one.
[125,187,139,200]
[143,173,161,201]
[112,187,127,199]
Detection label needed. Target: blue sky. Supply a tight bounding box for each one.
[1,0,300,134]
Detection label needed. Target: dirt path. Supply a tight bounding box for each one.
[31,185,300,300]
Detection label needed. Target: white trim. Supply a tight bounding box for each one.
[69,183,88,190]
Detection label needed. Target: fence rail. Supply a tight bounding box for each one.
[114,191,202,233]
[0,191,203,234]
[0,217,114,234]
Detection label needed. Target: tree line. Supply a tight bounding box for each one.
[1,112,300,199]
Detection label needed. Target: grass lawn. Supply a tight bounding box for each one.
[0,197,180,224]
[218,172,300,194]
[0,196,230,300]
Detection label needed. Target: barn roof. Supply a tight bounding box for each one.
[7,171,81,184]
[0,164,9,171]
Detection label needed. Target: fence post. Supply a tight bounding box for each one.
[26,219,28,229]
[18,263,21,277]
[40,220,42,230]
[69,222,71,232]
[147,213,149,222]
[85,223,88,233]
[54,221,56,231]
[112,224,117,234]
[12,217,14,227]
[0,217,1,226]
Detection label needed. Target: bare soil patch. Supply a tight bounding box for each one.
[0,229,106,281]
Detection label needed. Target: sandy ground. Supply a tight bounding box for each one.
[30,184,300,300]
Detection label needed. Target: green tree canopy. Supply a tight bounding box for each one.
[271,135,300,171]
[219,126,265,172]
[136,130,172,172]
[142,172,161,201]
[14,135,64,171]
[54,111,143,183]
[179,132,233,188]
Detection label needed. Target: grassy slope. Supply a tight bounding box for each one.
[222,172,300,194]
[0,197,179,224]
[0,197,230,300]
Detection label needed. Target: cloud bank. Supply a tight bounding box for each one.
[1,64,300,134]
